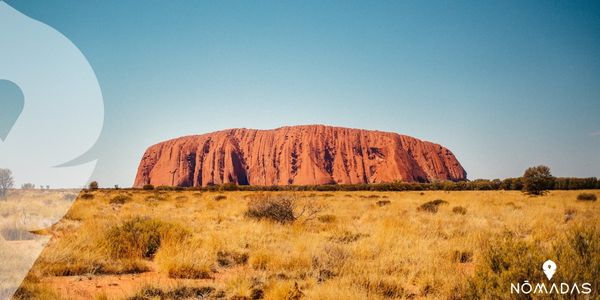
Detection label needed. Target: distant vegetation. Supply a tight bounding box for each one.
[121,164,599,194]
[0,168,13,198]
[127,176,599,193]
[522,165,554,195]
[88,181,99,190]
[20,183,35,190]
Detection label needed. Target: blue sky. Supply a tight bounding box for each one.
[3,0,600,187]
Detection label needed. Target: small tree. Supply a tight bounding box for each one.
[0,168,14,198]
[89,181,99,190]
[21,183,35,190]
[522,165,554,196]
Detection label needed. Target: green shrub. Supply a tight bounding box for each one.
[105,217,189,259]
[577,193,597,201]
[142,184,154,190]
[522,165,554,196]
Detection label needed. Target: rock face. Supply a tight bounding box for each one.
[134,125,467,187]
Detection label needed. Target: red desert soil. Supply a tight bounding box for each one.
[41,262,251,300]
[134,125,466,187]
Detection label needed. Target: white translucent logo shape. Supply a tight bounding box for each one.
[0,2,103,299]
[543,260,557,280]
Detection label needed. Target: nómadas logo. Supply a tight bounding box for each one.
[511,260,592,295]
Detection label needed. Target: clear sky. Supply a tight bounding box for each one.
[3,0,600,187]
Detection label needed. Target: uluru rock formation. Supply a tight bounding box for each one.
[134,125,467,187]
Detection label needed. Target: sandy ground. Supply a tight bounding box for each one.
[40,262,251,300]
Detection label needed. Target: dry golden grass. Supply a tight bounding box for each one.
[14,189,600,299]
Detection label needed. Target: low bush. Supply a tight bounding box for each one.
[88,181,99,190]
[214,194,227,201]
[417,199,448,213]
[246,195,297,223]
[577,193,597,201]
[317,214,337,223]
[79,193,94,200]
[142,184,154,190]
[452,206,467,215]
[105,217,189,259]
[109,194,132,205]
[156,185,184,191]
[217,250,249,267]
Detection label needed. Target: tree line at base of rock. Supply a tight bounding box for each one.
[135,166,597,196]
[137,177,598,192]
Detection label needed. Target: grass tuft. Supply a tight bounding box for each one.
[451,206,467,215]
[417,199,448,213]
[109,194,132,205]
[246,194,296,223]
[105,217,189,259]
[577,192,597,201]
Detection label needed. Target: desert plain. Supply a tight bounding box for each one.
[1,189,598,300]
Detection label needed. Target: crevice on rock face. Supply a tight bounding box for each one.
[134,125,467,187]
